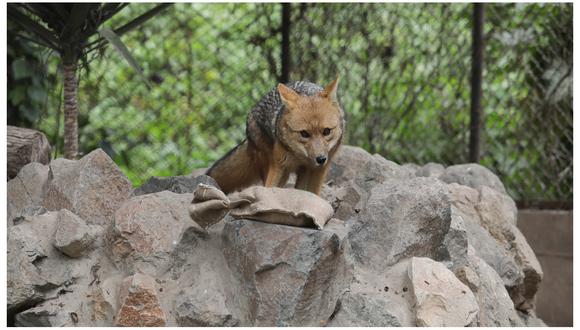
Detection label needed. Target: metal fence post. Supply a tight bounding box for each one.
[281,3,291,83]
[469,3,484,163]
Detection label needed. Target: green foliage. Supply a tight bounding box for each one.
[8,3,572,201]
[7,24,58,128]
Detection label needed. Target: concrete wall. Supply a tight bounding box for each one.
[517,209,573,327]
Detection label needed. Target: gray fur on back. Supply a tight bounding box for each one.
[247,81,324,144]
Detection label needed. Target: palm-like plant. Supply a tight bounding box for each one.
[8,3,171,159]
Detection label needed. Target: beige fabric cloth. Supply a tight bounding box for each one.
[189,184,334,230]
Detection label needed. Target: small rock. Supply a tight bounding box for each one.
[115,273,167,327]
[53,209,99,258]
[409,257,479,327]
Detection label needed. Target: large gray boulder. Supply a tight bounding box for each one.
[222,219,350,326]
[347,177,452,271]
[456,248,525,326]
[448,183,543,312]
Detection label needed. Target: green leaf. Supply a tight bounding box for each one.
[8,86,27,104]
[98,27,152,89]
[27,85,47,103]
[7,5,59,50]
[12,58,33,79]
[20,104,40,122]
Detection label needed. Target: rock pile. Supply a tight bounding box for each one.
[7,146,545,326]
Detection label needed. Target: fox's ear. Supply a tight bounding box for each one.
[278,83,299,108]
[319,76,340,104]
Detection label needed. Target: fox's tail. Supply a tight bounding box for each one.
[206,140,262,194]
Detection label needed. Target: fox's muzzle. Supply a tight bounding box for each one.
[315,155,327,166]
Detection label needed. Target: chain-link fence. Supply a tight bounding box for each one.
[8,3,572,205]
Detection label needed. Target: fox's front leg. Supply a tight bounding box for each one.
[295,165,329,195]
[264,163,288,187]
[264,142,289,188]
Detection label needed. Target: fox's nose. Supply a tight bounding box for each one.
[315,156,327,165]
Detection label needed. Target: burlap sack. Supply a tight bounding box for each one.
[189,184,334,230]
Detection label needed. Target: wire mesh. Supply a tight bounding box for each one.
[8,3,572,203]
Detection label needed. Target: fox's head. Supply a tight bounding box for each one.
[277,77,344,168]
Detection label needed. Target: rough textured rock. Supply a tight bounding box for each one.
[7,162,49,226]
[222,219,350,326]
[43,149,133,226]
[327,145,377,186]
[409,257,479,327]
[329,260,414,327]
[8,212,64,314]
[323,184,363,221]
[7,211,106,324]
[112,191,204,276]
[440,163,507,195]
[347,177,451,271]
[441,209,469,270]
[174,286,240,327]
[53,209,101,258]
[448,183,543,312]
[7,145,546,327]
[115,273,167,327]
[456,249,524,326]
[133,174,219,196]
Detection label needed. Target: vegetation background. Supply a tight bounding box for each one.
[7,3,572,203]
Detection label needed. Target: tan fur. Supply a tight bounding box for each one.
[207,78,343,195]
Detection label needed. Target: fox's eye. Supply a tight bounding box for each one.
[300,130,310,138]
[322,128,332,136]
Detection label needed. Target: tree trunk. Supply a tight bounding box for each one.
[63,62,79,159]
[7,125,51,180]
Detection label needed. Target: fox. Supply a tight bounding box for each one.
[206,77,344,196]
